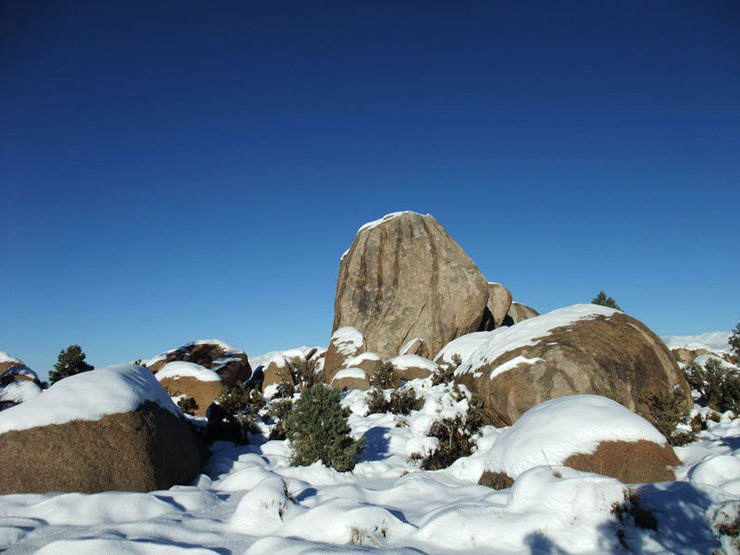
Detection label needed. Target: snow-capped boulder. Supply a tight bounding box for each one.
[0,364,205,494]
[455,304,690,426]
[505,301,539,325]
[484,395,681,483]
[324,326,366,383]
[389,354,437,380]
[345,352,383,375]
[331,368,370,391]
[156,361,224,417]
[332,212,489,361]
[147,339,251,386]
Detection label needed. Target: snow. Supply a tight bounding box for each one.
[0,365,39,383]
[0,380,41,405]
[344,352,381,367]
[0,351,22,365]
[0,364,179,434]
[332,368,367,381]
[2,364,740,552]
[356,210,421,234]
[389,354,437,372]
[434,331,492,365]
[485,394,669,479]
[155,361,222,382]
[662,331,732,354]
[456,304,620,378]
[694,353,737,370]
[489,355,544,380]
[330,327,364,356]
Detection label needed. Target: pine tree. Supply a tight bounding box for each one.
[730,320,740,362]
[285,383,365,472]
[591,290,622,311]
[49,344,94,384]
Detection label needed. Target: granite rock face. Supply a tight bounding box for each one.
[333,212,489,360]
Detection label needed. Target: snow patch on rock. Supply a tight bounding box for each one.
[155,361,222,382]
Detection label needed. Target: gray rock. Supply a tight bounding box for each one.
[505,302,539,325]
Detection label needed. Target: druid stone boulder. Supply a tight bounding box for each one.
[324,327,367,384]
[333,212,489,360]
[455,305,691,427]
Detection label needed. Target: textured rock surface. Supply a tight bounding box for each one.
[0,401,205,494]
[149,341,251,387]
[505,302,539,325]
[481,282,513,329]
[456,309,691,427]
[333,212,489,360]
[158,376,224,417]
[399,337,430,359]
[324,327,367,384]
[331,369,371,391]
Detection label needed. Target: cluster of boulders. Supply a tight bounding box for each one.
[0,211,717,494]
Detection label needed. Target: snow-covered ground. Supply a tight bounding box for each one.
[662,332,732,354]
[2,371,740,553]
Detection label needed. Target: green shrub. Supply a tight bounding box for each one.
[366,385,423,416]
[730,320,740,362]
[591,291,622,311]
[369,361,399,389]
[432,353,461,386]
[285,384,365,472]
[177,396,198,416]
[216,385,265,433]
[277,357,324,397]
[267,398,293,440]
[49,345,94,385]
[685,358,740,413]
[411,392,485,470]
[478,470,514,490]
[638,387,693,446]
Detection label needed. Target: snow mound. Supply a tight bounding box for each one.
[0,380,42,405]
[661,332,731,354]
[485,394,668,478]
[356,210,422,234]
[456,304,620,377]
[331,327,364,356]
[389,354,437,372]
[694,353,737,370]
[0,364,179,434]
[155,361,222,382]
[345,352,381,367]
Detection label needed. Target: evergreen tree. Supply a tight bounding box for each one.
[591,290,622,311]
[49,344,94,384]
[730,320,740,361]
[285,383,365,472]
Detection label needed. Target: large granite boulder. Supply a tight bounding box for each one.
[333,212,489,360]
[0,364,205,494]
[454,305,691,427]
[483,395,681,483]
[147,339,251,386]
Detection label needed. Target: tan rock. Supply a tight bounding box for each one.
[399,337,430,359]
[455,305,691,426]
[0,401,205,494]
[158,376,224,417]
[333,212,489,360]
[330,368,370,391]
[483,283,513,329]
[324,327,367,384]
[389,354,437,380]
[505,302,539,325]
[148,340,251,386]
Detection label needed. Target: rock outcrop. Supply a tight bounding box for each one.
[480,283,513,330]
[333,212,489,360]
[0,364,205,494]
[148,340,251,386]
[454,305,691,427]
[504,302,539,325]
[324,327,367,384]
[156,361,224,417]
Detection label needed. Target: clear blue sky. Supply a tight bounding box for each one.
[1,1,738,378]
